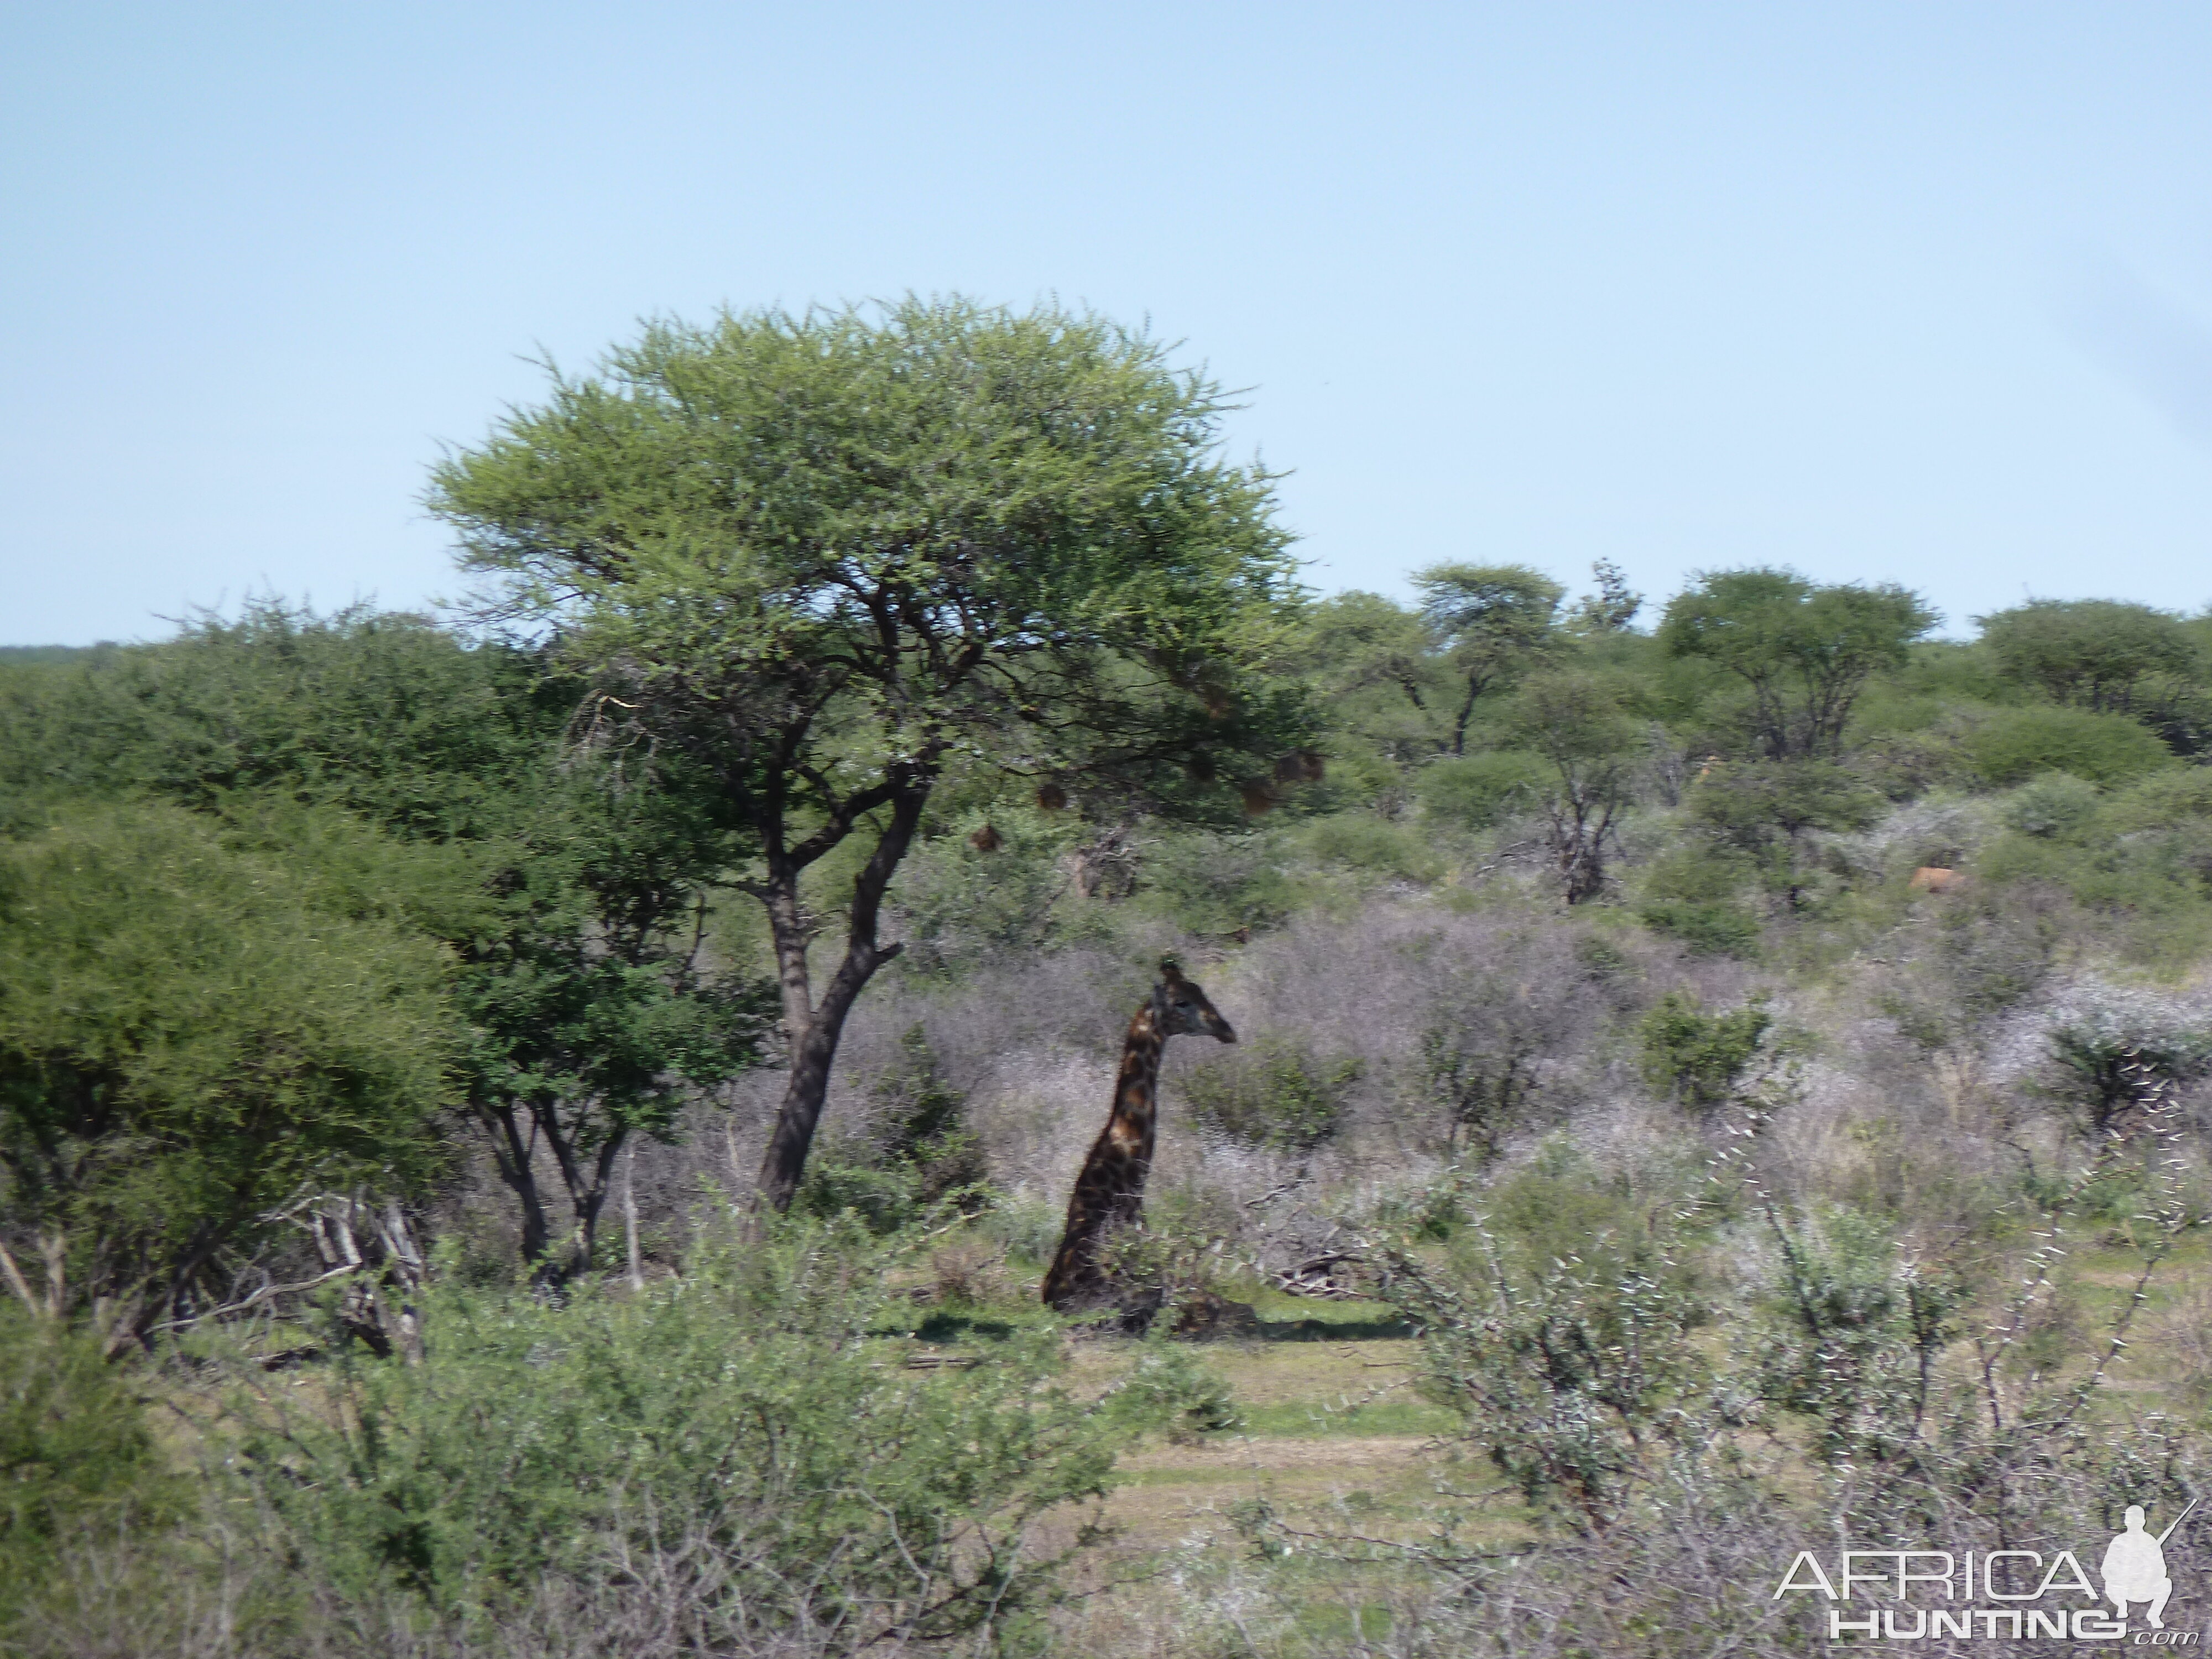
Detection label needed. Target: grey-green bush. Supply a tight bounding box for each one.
[227,1218,1117,1653]
[1181,1036,1360,1152]
[1416,751,1551,828]
[2001,771,2103,839]
[0,1312,181,1625]
[1962,704,2173,786]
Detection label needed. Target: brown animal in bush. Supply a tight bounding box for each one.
[1908,866,1966,895]
[1042,960,1236,1311]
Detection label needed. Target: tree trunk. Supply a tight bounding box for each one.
[761,858,816,1057]
[1451,677,1479,757]
[482,1103,552,1267]
[538,1110,627,1280]
[755,783,928,1211]
[1550,781,1619,905]
[623,1141,644,1292]
[0,1237,40,1318]
[133,1218,223,1349]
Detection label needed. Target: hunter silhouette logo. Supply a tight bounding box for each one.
[2105,1501,2198,1631]
[1773,1501,2201,1643]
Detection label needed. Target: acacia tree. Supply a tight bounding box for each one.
[1978,598,2198,714]
[1511,670,1637,904]
[457,771,772,1281]
[431,299,1311,1211]
[1412,564,1564,755]
[1569,558,1644,636]
[1659,568,1935,760]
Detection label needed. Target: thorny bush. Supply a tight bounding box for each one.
[1231,1060,2206,1657]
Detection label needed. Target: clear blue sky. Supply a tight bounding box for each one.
[5,3,2210,644]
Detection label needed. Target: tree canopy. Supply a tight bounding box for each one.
[1413,563,1564,755]
[1658,568,1936,760]
[0,606,770,1287]
[1978,598,2198,714]
[0,801,456,1348]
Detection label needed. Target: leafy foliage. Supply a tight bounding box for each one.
[1962,702,2176,785]
[1415,749,1551,828]
[799,1027,990,1233]
[2031,982,2212,1141]
[1635,848,1762,956]
[229,1217,1118,1652]
[1098,1340,1245,1442]
[1413,563,1564,756]
[0,607,774,1285]
[0,801,455,1342]
[0,1311,181,1619]
[1510,669,1640,902]
[2001,770,2104,838]
[0,602,554,838]
[1979,598,2198,714]
[1378,1206,1716,1528]
[1660,567,1937,760]
[1638,991,1777,1114]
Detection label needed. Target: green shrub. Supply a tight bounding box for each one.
[1293,812,1443,881]
[0,1315,174,1536]
[1379,1199,1712,1526]
[0,801,455,1337]
[1961,705,2173,786]
[1639,900,1760,957]
[1636,848,1761,956]
[795,1154,932,1233]
[1140,828,1294,935]
[1687,759,1885,852]
[230,1218,1115,1650]
[891,808,1085,975]
[0,1313,181,1624]
[977,1193,1065,1267]
[1752,1205,1969,1465]
[1417,751,1551,828]
[1098,1342,1244,1443]
[797,1027,990,1233]
[2104,766,2212,831]
[1978,794,2212,967]
[2036,983,2212,1141]
[1181,1036,1361,1151]
[1370,1177,1472,1241]
[1478,1145,1671,1272]
[2000,771,2102,839]
[1090,1188,1248,1333]
[1639,991,1773,1113]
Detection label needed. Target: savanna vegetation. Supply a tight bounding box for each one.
[8,298,2212,1655]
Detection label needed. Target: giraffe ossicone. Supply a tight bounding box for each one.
[1041,958,1236,1313]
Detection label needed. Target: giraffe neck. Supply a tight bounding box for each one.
[1108,1005,1167,1163]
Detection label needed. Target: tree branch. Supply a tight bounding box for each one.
[0,1237,41,1317]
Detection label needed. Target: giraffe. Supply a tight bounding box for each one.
[1042,959,1236,1312]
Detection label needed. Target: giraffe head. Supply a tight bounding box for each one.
[1152,958,1237,1043]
